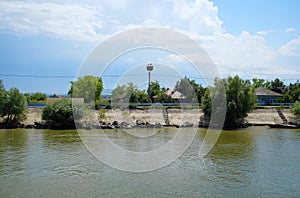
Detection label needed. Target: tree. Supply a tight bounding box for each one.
[68,76,103,104]
[174,77,196,102]
[2,87,27,125]
[283,81,300,103]
[291,101,300,119]
[174,77,206,104]
[0,80,8,116]
[252,78,271,89]
[202,75,257,128]
[148,80,161,102]
[270,78,285,94]
[129,90,150,103]
[154,91,174,103]
[25,92,47,103]
[111,82,137,103]
[42,98,85,128]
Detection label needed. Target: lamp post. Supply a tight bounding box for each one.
[146,63,154,97]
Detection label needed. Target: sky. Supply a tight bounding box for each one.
[0,0,299,94]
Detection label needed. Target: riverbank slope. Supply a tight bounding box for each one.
[18,107,298,129]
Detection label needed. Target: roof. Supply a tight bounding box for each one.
[255,87,283,97]
[165,89,186,99]
[153,89,186,99]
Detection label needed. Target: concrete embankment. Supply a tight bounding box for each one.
[20,107,298,129]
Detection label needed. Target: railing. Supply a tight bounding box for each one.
[258,102,294,107]
[28,103,46,107]
[98,102,200,106]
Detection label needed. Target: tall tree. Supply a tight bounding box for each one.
[0,80,8,116]
[148,80,161,102]
[174,77,206,104]
[284,81,300,102]
[202,75,257,128]
[130,90,150,103]
[2,87,27,125]
[270,78,285,94]
[252,78,271,89]
[68,76,103,103]
[111,82,137,104]
[291,101,300,119]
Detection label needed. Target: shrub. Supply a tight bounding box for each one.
[1,87,27,126]
[291,101,300,118]
[42,98,85,128]
[202,75,257,128]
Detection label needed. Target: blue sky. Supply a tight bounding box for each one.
[0,0,299,94]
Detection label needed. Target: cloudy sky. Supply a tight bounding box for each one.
[0,0,299,93]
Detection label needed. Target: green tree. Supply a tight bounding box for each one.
[174,77,206,104]
[202,75,257,128]
[129,90,150,103]
[2,87,27,125]
[154,91,173,103]
[42,98,85,128]
[283,81,300,102]
[174,77,196,102]
[291,101,300,119]
[270,78,285,94]
[68,76,103,104]
[25,92,47,103]
[111,82,137,103]
[0,80,8,116]
[148,80,161,102]
[252,78,271,88]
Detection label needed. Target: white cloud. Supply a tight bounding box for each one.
[171,0,224,35]
[0,1,118,41]
[284,27,295,32]
[279,37,300,56]
[0,0,299,80]
[257,30,273,35]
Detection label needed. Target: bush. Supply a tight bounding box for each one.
[291,101,300,118]
[202,75,257,128]
[1,87,27,126]
[42,98,85,128]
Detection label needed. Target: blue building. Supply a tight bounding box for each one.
[255,87,283,105]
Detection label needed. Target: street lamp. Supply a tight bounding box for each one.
[146,63,154,97]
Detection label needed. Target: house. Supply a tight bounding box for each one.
[164,89,186,99]
[255,87,283,105]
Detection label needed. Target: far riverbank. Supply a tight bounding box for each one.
[16,107,298,129]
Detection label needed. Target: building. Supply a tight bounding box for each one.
[164,89,186,99]
[255,87,283,105]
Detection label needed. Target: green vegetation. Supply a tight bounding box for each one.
[0,74,300,129]
[111,82,137,103]
[202,75,257,128]
[291,101,300,118]
[99,109,106,119]
[130,90,151,103]
[174,76,206,103]
[68,76,103,104]
[42,98,85,128]
[24,92,47,103]
[148,81,161,102]
[0,80,27,126]
[252,78,300,103]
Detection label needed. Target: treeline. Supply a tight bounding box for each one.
[0,75,299,129]
[252,77,300,103]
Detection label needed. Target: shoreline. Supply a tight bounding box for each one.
[0,107,297,130]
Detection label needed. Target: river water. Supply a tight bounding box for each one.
[0,127,300,197]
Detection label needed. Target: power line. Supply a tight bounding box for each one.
[0,73,299,82]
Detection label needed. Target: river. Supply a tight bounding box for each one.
[0,127,299,197]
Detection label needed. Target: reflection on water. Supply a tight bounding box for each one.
[0,127,299,197]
